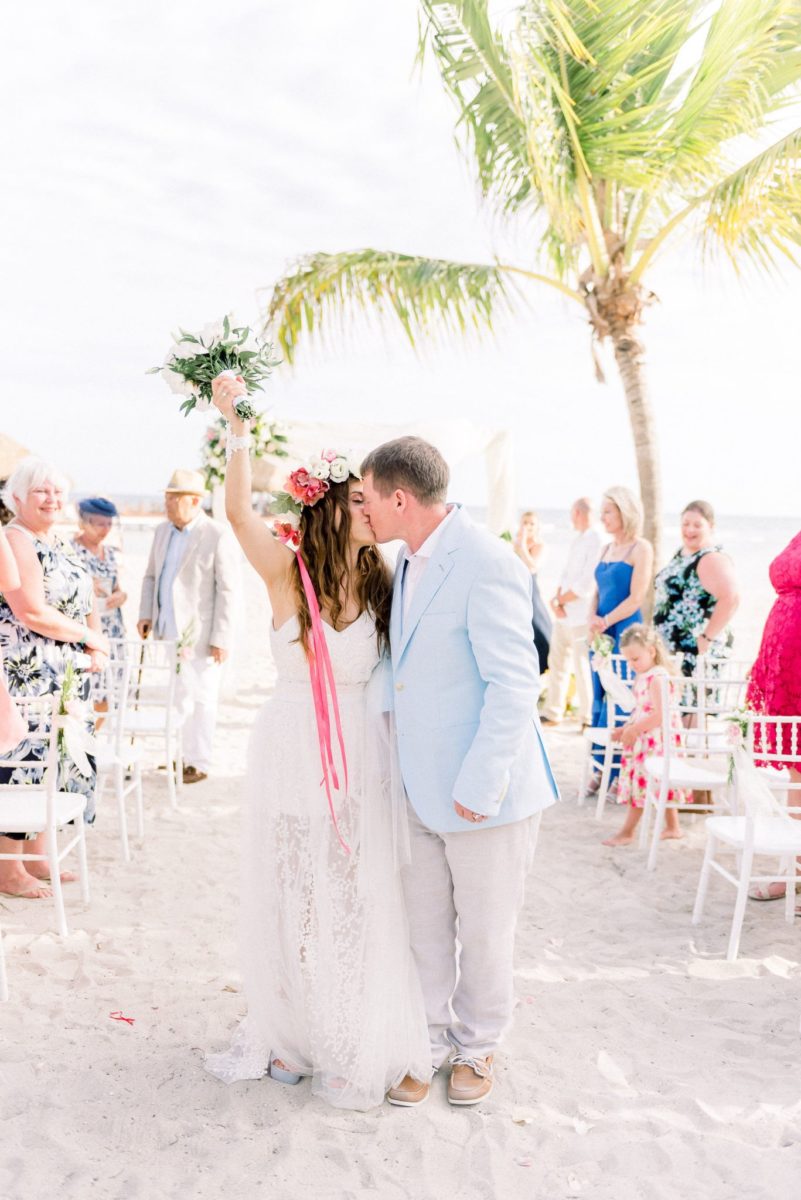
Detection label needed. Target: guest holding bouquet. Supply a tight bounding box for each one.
[586,487,653,793]
[72,497,127,706]
[653,500,738,677]
[0,459,108,899]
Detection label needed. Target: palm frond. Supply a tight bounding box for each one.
[264,250,514,364]
[417,1,532,212]
[665,0,801,186]
[702,126,801,269]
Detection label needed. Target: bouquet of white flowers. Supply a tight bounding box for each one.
[149,314,280,419]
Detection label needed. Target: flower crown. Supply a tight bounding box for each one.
[271,448,360,549]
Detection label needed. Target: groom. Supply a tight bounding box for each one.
[361,437,558,1107]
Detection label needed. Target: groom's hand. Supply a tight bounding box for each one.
[454,801,488,824]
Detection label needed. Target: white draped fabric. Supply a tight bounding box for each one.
[212,418,515,535]
[284,418,515,535]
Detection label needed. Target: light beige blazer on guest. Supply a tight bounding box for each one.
[138,513,239,654]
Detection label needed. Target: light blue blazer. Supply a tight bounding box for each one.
[388,506,559,833]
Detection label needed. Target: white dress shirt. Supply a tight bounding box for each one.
[402,506,457,624]
[559,527,604,627]
[156,515,200,638]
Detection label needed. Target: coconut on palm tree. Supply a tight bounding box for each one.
[264,0,801,554]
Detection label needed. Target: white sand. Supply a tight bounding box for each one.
[2,562,800,1200]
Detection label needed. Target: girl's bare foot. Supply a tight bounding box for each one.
[659,828,684,841]
[601,832,637,846]
[0,868,53,898]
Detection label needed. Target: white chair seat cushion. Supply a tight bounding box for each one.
[0,790,86,832]
[705,815,801,855]
[123,710,181,734]
[95,743,144,770]
[645,755,729,789]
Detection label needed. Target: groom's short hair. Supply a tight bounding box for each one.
[361,437,449,505]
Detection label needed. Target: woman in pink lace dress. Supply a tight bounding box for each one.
[746,531,801,901]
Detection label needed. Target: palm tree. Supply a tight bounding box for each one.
[264,0,801,554]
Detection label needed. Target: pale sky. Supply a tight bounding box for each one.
[1,0,798,515]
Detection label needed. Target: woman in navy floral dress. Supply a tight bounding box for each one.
[71,497,127,704]
[0,460,108,899]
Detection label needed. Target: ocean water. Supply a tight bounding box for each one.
[106,509,796,667]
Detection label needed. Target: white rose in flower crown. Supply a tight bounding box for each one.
[328,457,350,484]
[308,458,332,480]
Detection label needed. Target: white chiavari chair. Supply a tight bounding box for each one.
[577,653,635,818]
[0,695,90,937]
[112,639,183,809]
[94,660,144,862]
[638,672,743,871]
[692,723,801,960]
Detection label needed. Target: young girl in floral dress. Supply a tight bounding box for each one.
[602,625,688,847]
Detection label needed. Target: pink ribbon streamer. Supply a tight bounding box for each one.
[296,553,351,854]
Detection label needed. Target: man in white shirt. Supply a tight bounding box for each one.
[541,498,603,726]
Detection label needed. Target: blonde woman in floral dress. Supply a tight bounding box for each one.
[602,625,688,847]
[0,459,108,898]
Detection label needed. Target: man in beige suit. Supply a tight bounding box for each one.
[138,469,239,783]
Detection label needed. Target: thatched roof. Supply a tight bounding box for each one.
[0,433,30,478]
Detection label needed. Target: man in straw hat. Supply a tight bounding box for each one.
[138,469,239,783]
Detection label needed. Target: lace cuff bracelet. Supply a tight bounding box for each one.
[225,425,253,463]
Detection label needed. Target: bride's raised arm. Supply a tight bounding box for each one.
[210,375,294,590]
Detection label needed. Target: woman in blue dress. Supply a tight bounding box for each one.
[586,487,653,792]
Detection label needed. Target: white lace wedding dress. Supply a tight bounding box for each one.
[205,611,430,1110]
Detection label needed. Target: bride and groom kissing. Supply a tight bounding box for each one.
[205,374,558,1111]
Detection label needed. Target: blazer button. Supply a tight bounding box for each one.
[395,683,405,692]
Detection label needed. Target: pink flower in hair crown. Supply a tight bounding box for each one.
[287,469,329,507]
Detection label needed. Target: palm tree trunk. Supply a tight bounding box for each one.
[611,325,662,568]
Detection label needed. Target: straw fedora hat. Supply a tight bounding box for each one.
[165,468,206,496]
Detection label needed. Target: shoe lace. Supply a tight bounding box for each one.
[450,1053,493,1079]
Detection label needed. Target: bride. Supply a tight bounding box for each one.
[204,377,429,1110]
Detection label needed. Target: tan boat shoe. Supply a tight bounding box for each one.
[447,1055,494,1106]
[386,1074,430,1107]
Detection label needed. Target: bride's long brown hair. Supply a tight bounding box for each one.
[291,477,392,656]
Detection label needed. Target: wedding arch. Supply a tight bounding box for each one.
[236,419,516,534]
